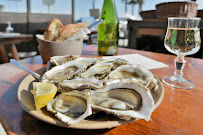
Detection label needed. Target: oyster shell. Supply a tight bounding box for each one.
[76,57,99,67]
[58,78,103,92]
[107,64,158,91]
[50,55,79,66]
[80,62,114,80]
[46,55,79,71]
[97,58,127,70]
[97,57,127,64]
[91,82,154,120]
[41,60,87,83]
[47,91,92,125]
[47,56,98,70]
[79,58,127,80]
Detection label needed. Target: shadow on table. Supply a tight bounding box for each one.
[20,111,112,135]
[0,75,27,134]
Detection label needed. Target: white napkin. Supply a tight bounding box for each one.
[67,28,91,41]
[0,122,6,135]
[103,54,168,70]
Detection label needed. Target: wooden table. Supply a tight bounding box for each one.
[0,34,33,63]
[0,45,203,135]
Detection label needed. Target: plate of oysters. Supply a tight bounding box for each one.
[18,55,164,129]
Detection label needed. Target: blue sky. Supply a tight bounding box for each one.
[0,0,203,21]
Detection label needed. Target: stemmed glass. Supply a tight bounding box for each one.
[162,17,201,89]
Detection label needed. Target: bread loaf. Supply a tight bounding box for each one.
[44,18,88,42]
[75,23,88,32]
[55,24,77,42]
[44,18,63,41]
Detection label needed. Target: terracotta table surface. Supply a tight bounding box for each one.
[0,45,203,135]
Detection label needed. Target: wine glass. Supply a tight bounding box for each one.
[162,17,201,89]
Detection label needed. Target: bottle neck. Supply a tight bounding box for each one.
[100,0,118,23]
[103,0,115,7]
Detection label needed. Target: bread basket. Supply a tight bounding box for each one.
[36,34,83,63]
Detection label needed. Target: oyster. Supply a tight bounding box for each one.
[97,58,127,70]
[80,62,114,80]
[79,58,127,80]
[47,56,98,69]
[97,57,127,64]
[91,82,154,120]
[107,64,158,91]
[50,55,79,66]
[58,78,103,92]
[47,91,92,125]
[46,55,79,71]
[76,57,99,67]
[41,60,87,83]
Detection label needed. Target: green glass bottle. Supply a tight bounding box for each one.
[98,0,119,56]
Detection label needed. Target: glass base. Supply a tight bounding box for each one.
[162,75,195,89]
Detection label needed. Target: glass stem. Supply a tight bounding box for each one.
[174,55,186,77]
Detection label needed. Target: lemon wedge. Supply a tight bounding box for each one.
[32,82,57,110]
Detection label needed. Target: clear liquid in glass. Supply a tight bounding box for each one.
[164,28,201,56]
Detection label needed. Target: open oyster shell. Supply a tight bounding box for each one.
[97,57,127,69]
[47,91,92,125]
[107,64,158,91]
[76,57,99,67]
[50,55,79,66]
[80,62,114,80]
[46,55,80,71]
[58,78,103,92]
[41,60,87,83]
[91,82,154,121]
[80,58,127,80]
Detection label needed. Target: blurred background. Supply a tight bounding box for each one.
[0,0,202,63]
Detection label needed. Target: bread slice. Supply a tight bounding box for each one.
[55,24,77,42]
[44,18,63,41]
[75,23,88,32]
